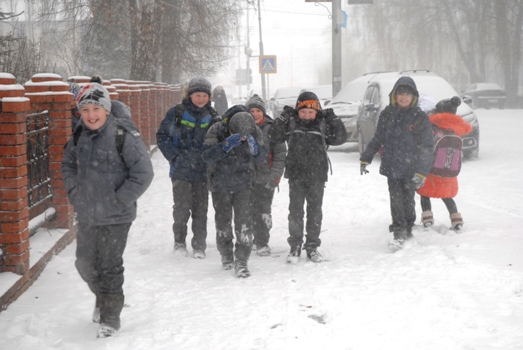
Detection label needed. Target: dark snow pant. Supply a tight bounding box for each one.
[75,222,130,329]
[172,179,208,251]
[288,179,325,251]
[387,178,416,238]
[212,189,253,262]
[420,196,458,214]
[250,183,275,249]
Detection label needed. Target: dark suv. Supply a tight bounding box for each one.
[357,70,480,158]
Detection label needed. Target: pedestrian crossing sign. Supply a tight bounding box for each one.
[259,55,277,74]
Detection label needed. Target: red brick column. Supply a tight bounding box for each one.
[0,74,31,274]
[138,84,151,149]
[25,74,75,230]
[127,84,142,133]
[112,81,132,117]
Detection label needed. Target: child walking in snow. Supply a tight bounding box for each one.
[359,76,434,250]
[61,83,154,338]
[156,77,217,259]
[269,91,347,263]
[417,96,472,231]
[202,107,268,278]
[246,94,286,257]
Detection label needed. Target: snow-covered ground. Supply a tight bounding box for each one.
[1,109,522,350]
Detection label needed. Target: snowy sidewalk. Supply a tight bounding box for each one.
[0,110,523,349]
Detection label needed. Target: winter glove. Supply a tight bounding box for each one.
[412,173,426,189]
[360,162,369,175]
[278,113,289,123]
[321,108,337,122]
[265,181,278,190]
[222,133,242,153]
[247,134,259,155]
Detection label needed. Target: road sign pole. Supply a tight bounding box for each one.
[257,0,267,101]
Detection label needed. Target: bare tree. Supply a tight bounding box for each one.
[494,1,523,106]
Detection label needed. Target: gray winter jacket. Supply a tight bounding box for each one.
[253,115,286,187]
[61,101,154,226]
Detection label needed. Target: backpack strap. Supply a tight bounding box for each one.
[169,104,185,138]
[115,123,126,162]
[288,115,333,175]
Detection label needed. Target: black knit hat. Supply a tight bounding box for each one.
[435,96,461,114]
[246,94,266,114]
[187,76,212,96]
[229,112,256,137]
[296,91,321,111]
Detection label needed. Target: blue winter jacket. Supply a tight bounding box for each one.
[156,98,215,182]
[360,76,434,179]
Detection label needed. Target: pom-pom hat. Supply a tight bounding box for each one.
[435,96,461,115]
[246,94,266,114]
[77,83,112,113]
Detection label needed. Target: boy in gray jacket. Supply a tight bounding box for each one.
[61,83,154,338]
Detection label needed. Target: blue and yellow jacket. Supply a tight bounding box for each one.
[156,98,215,182]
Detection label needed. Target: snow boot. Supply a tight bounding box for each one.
[406,226,414,239]
[174,242,188,257]
[388,228,407,251]
[256,245,271,257]
[97,293,124,338]
[450,212,464,231]
[193,250,206,259]
[422,211,434,227]
[286,245,301,264]
[234,260,250,278]
[221,255,234,270]
[306,249,325,263]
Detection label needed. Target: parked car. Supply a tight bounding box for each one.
[328,74,378,142]
[357,70,480,158]
[300,84,332,109]
[269,86,303,118]
[463,83,506,109]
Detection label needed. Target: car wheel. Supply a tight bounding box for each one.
[464,147,479,159]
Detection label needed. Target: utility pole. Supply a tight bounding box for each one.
[257,0,267,101]
[332,0,342,97]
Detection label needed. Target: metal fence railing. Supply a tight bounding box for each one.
[26,111,52,214]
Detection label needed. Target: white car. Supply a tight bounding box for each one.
[269,86,303,118]
[327,74,375,142]
[357,70,480,158]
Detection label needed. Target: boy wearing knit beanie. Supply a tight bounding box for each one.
[246,95,286,257]
[156,76,218,259]
[269,91,347,263]
[62,82,154,338]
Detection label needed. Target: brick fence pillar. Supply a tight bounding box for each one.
[25,73,74,229]
[127,83,142,134]
[112,80,132,119]
[0,73,31,274]
[138,84,151,149]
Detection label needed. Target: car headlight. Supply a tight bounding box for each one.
[461,112,479,129]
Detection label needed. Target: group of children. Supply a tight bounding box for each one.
[61,75,470,338]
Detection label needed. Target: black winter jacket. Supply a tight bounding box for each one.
[202,120,268,193]
[360,77,434,179]
[61,101,154,226]
[269,107,347,182]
